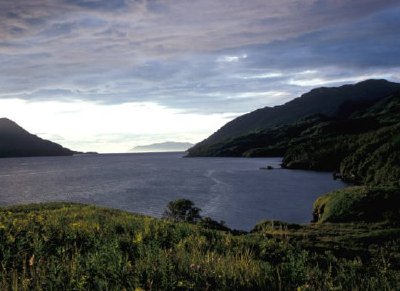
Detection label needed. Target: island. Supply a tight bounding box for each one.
[130,141,194,153]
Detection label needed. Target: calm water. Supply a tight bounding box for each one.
[0,153,346,230]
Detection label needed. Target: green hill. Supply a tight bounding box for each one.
[312,186,400,223]
[0,118,74,158]
[187,81,400,187]
[188,79,400,157]
[281,92,400,186]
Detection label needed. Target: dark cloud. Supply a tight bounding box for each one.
[243,6,400,70]
[0,0,399,114]
[39,22,77,37]
[64,0,129,10]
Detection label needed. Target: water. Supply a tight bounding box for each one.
[0,153,347,230]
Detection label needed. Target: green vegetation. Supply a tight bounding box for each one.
[251,219,400,265]
[163,199,201,222]
[163,199,231,232]
[0,202,399,290]
[312,187,400,223]
[282,93,400,186]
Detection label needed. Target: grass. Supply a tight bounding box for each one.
[252,220,400,260]
[0,202,399,290]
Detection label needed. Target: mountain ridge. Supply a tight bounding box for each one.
[188,79,400,156]
[187,85,400,186]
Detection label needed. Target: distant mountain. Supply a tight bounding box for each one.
[0,118,74,158]
[188,79,400,156]
[131,142,194,152]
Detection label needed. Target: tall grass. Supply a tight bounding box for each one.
[0,203,399,290]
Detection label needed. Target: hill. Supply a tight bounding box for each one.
[0,118,74,158]
[281,92,400,186]
[312,186,400,223]
[186,92,400,186]
[131,141,194,152]
[188,79,400,156]
[186,80,400,187]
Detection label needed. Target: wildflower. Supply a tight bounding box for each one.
[133,232,143,244]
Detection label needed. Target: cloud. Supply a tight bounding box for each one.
[217,54,248,63]
[0,0,399,116]
[0,1,399,151]
[64,0,129,11]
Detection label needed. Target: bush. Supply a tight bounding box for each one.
[163,199,201,222]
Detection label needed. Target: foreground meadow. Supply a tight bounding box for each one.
[0,202,399,290]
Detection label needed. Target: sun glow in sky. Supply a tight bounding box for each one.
[0,98,232,152]
[1,0,400,152]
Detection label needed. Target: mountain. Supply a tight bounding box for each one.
[0,118,74,158]
[131,141,194,153]
[188,79,400,156]
[189,85,400,186]
[281,92,400,186]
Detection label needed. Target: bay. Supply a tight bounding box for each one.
[0,152,346,230]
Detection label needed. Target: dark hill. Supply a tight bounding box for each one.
[184,91,400,186]
[188,79,400,156]
[0,118,74,158]
[282,92,400,186]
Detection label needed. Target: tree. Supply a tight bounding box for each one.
[163,199,201,222]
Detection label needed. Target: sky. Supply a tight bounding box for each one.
[0,0,400,153]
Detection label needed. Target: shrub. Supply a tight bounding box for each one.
[163,199,201,222]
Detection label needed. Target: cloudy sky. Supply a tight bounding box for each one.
[1,0,399,153]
